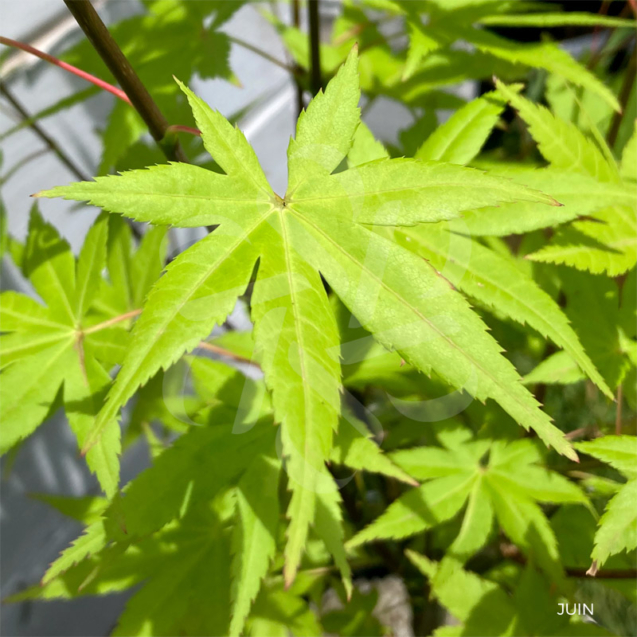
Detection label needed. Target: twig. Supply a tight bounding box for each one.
[615,384,623,435]
[0,36,131,103]
[292,0,305,115]
[228,36,298,76]
[0,81,89,181]
[62,0,187,163]
[308,0,322,95]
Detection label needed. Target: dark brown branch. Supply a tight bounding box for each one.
[308,0,322,96]
[62,0,187,163]
[292,0,304,115]
[0,81,89,181]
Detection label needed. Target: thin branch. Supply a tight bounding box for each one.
[197,341,258,367]
[292,0,305,116]
[0,81,89,181]
[615,384,623,435]
[83,308,142,335]
[0,36,131,103]
[228,36,299,76]
[82,312,255,370]
[308,0,322,95]
[62,0,187,163]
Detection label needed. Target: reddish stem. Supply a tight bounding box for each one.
[0,35,131,104]
[165,124,201,137]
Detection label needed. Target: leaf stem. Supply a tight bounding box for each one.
[197,341,258,367]
[308,0,322,95]
[82,312,256,370]
[0,35,132,104]
[0,80,90,181]
[62,0,188,163]
[164,124,201,137]
[83,308,142,335]
[227,36,299,76]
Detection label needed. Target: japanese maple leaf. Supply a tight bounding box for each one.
[38,47,574,582]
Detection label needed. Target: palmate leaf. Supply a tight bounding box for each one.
[497,83,637,276]
[40,48,577,582]
[350,435,586,579]
[496,80,619,183]
[0,209,121,496]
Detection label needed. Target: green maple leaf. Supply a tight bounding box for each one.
[0,208,123,496]
[347,94,611,398]
[497,83,637,276]
[350,432,588,581]
[0,209,168,497]
[39,47,577,584]
[576,436,637,570]
[362,0,622,110]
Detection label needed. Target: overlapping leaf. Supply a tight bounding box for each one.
[39,49,577,585]
[0,209,124,496]
[497,83,637,276]
[576,436,637,569]
[350,432,587,580]
[407,554,612,636]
